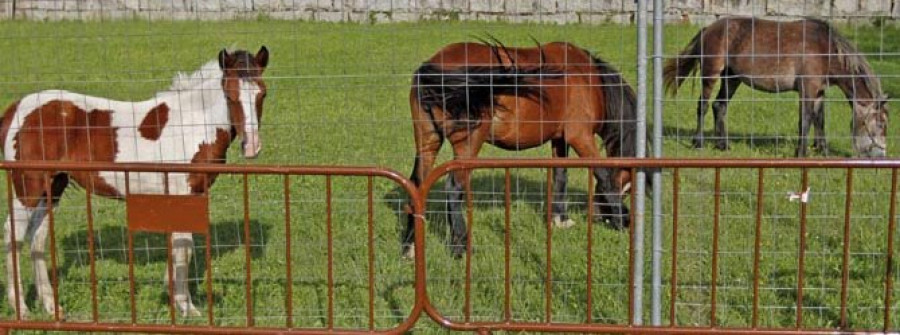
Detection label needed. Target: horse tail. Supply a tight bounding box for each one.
[663,28,705,96]
[412,63,561,125]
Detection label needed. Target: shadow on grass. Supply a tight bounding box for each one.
[52,219,271,312]
[661,125,855,157]
[383,171,628,259]
[58,219,271,274]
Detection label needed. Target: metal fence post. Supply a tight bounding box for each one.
[634,0,649,326]
[650,0,664,326]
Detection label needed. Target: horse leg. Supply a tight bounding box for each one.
[811,91,828,155]
[445,130,486,258]
[402,102,444,259]
[29,174,68,317]
[712,76,740,151]
[551,138,574,228]
[5,200,32,317]
[171,232,200,317]
[693,63,722,149]
[30,204,61,318]
[796,83,821,157]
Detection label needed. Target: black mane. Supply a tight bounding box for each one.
[413,52,562,128]
[581,49,639,158]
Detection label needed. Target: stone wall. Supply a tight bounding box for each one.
[1,0,897,24]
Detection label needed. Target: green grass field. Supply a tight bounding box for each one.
[0,18,898,333]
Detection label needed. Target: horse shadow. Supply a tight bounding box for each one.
[53,219,271,308]
[660,125,855,157]
[58,219,271,274]
[383,171,620,255]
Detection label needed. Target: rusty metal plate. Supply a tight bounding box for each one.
[126,194,209,233]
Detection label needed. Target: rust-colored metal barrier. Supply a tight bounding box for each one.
[0,158,898,334]
[418,158,899,335]
[0,161,426,335]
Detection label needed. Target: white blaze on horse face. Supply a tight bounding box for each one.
[239,80,262,158]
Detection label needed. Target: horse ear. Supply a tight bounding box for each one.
[218,49,230,70]
[255,46,269,69]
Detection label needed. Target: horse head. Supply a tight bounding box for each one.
[219,46,269,159]
[852,94,888,157]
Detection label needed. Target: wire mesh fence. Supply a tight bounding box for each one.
[0,0,898,333]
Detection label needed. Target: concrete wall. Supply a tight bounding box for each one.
[1,0,897,24]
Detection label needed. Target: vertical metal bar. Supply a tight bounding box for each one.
[367,176,375,331]
[545,168,553,323]
[711,168,721,327]
[752,168,764,328]
[167,232,176,324]
[796,168,809,328]
[650,0,665,325]
[43,175,60,321]
[125,173,137,324]
[326,175,334,329]
[669,168,680,326]
[586,168,594,323]
[634,0,649,326]
[504,168,512,322]
[5,172,22,321]
[128,230,136,324]
[204,232,213,326]
[884,168,897,331]
[284,175,293,328]
[243,173,254,327]
[85,183,98,322]
[840,168,854,329]
[629,167,638,325]
[464,172,473,323]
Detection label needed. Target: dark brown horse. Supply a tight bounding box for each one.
[403,41,638,257]
[664,16,888,157]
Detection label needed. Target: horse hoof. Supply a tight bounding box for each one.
[450,244,467,259]
[813,145,829,156]
[13,306,30,320]
[553,216,576,228]
[181,305,202,318]
[401,243,415,260]
[691,139,704,149]
[715,143,730,151]
[602,216,629,230]
[53,306,66,321]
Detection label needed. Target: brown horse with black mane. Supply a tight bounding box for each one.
[403,41,639,257]
[664,16,888,157]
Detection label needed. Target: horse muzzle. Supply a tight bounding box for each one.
[242,132,261,159]
[867,146,886,158]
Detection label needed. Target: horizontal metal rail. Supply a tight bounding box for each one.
[0,158,897,334]
[418,158,900,335]
[0,161,426,335]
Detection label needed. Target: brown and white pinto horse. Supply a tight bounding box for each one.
[403,41,638,258]
[0,46,269,317]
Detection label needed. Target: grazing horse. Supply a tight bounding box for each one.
[664,16,888,157]
[403,41,638,258]
[0,46,269,317]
